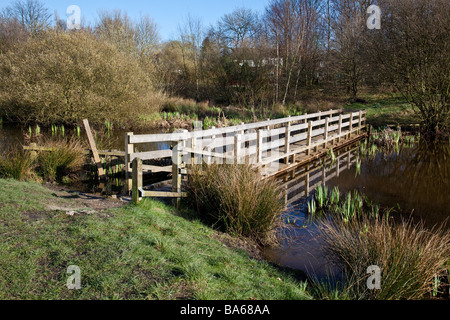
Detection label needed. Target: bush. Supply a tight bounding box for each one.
[185,163,285,246]
[0,30,160,126]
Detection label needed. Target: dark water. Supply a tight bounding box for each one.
[264,138,450,278]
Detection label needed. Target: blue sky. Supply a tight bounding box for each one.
[29,0,270,41]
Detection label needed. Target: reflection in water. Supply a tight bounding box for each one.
[327,139,449,229]
[265,139,450,278]
[265,145,358,279]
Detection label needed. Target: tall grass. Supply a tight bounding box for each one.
[0,147,35,181]
[36,136,86,182]
[317,216,450,300]
[185,163,285,246]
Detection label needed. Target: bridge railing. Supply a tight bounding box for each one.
[126,109,366,203]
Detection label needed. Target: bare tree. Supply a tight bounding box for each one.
[177,14,204,100]
[217,7,260,52]
[329,0,373,100]
[373,0,450,133]
[266,0,322,104]
[135,14,160,57]
[2,0,51,34]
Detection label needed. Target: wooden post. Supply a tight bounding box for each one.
[338,114,343,143]
[172,141,182,208]
[256,129,264,173]
[132,158,143,204]
[29,143,38,160]
[124,132,134,193]
[284,120,291,164]
[303,114,308,132]
[234,134,242,164]
[83,119,105,179]
[349,113,354,139]
[306,121,312,155]
[358,110,363,134]
[209,126,216,164]
[323,117,329,149]
[222,133,227,165]
[257,130,263,164]
[190,137,195,165]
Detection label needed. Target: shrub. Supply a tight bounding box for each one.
[185,163,285,246]
[318,216,450,300]
[0,30,159,126]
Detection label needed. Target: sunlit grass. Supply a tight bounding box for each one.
[0,178,311,300]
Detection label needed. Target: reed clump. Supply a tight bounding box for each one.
[318,216,450,300]
[35,136,86,182]
[0,146,36,181]
[185,163,285,246]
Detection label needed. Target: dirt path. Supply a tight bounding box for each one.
[42,183,129,215]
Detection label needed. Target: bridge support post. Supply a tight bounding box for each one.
[306,121,312,155]
[234,134,242,164]
[324,117,329,149]
[284,120,291,164]
[132,157,143,204]
[125,132,134,194]
[349,113,354,139]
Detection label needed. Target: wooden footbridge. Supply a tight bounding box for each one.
[125,109,367,203]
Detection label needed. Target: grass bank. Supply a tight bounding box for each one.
[344,93,420,129]
[0,178,311,300]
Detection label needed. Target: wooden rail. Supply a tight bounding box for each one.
[128,109,367,203]
[23,144,125,158]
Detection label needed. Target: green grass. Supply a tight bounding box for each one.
[0,178,311,300]
[344,94,420,128]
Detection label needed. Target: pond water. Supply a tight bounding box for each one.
[264,138,450,278]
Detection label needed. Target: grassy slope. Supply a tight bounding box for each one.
[0,179,311,300]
